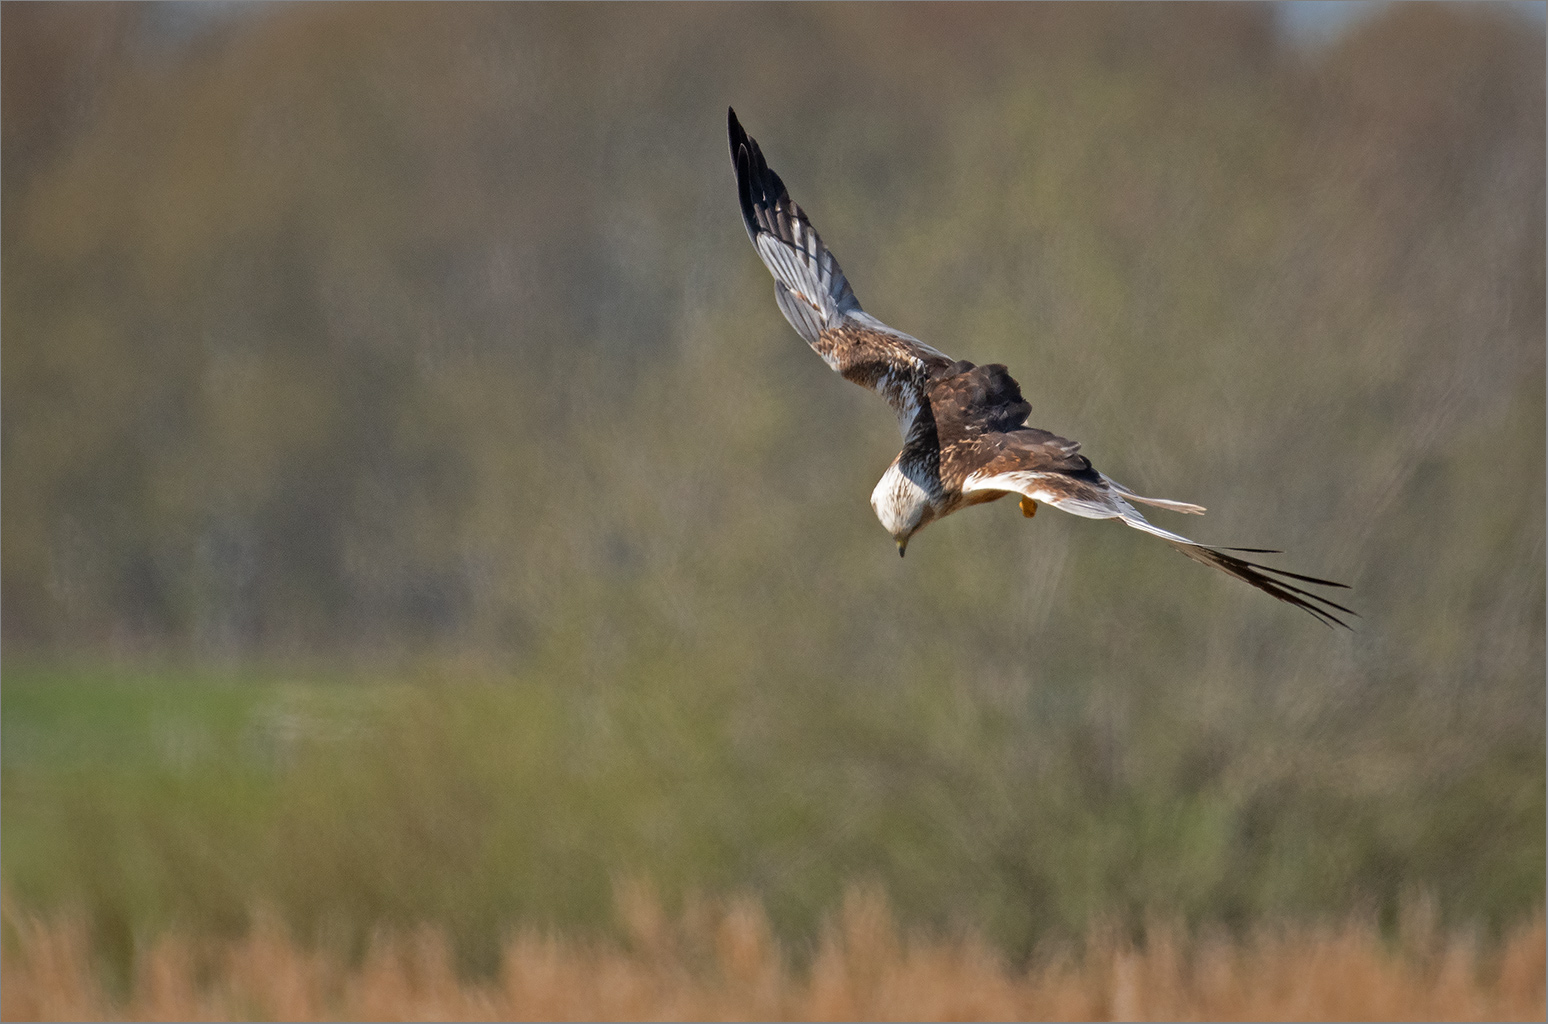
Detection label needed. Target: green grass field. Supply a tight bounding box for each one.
[4,661,1541,985]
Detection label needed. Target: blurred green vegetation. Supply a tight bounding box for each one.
[4,660,1542,981]
[1,0,1542,980]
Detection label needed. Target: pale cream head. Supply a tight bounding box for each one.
[871,461,932,555]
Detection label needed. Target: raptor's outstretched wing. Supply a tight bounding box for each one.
[729,107,953,436]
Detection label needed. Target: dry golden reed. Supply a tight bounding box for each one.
[3,885,1542,1022]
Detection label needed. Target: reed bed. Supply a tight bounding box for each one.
[4,887,1542,1022]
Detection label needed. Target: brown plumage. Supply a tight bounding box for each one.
[728,108,1353,628]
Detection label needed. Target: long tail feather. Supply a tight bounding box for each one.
[1104,503,1354,627]
[1166,541,1356,629]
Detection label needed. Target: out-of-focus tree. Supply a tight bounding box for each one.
[2,2,1540,698]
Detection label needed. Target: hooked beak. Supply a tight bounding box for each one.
[896,539,907,558]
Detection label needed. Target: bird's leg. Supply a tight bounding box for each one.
[1020,496,1038,519]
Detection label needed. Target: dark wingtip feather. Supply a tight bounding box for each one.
[728,109,761,241]
[727,107,745,161]
[726,110,797,251]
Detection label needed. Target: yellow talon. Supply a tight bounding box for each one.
[1020,496,1038,518]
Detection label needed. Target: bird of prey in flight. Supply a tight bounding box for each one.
[727,108,1353,628]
